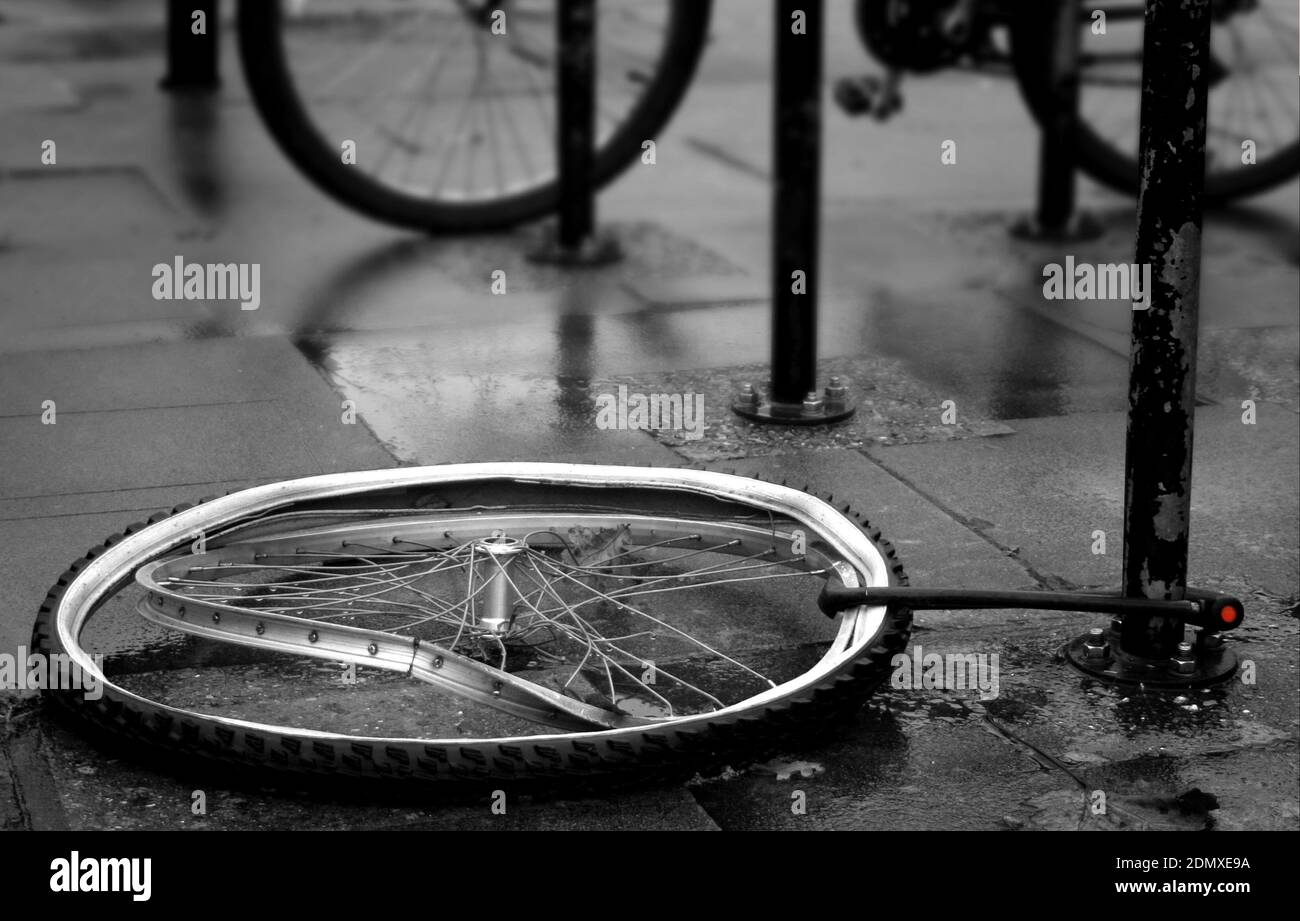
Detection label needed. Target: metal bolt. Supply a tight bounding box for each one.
[1177,641,1194,656]
[212,612,220,624]
[308,630,319,643]
[367,643,378,656]
[802,391,824,414]
[1172,641,1197,674]
[824,376,848,406]
[178,606,186,618]
[493,681,503,698]
[433,656,444,669]
[736,382,759,408]
[255,623,265,635]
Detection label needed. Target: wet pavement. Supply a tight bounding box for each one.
[0,0,1296,831]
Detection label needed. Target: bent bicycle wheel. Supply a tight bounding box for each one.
[34,465,910,788]
[237,0,713,232]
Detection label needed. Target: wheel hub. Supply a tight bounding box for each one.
[472,536,527,636]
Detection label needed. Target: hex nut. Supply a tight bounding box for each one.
[735,383,759,408]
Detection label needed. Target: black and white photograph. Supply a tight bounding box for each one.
[0,0,1295,876]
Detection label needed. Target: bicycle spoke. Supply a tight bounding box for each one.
[515,555,717,714]
[1251,1,1299,62]
[525,554,780,688]
[273,0,678,205]
[481,58,536,191]
[1068,0,1298,189]
[372,30,462,178]
[94,454,905,762]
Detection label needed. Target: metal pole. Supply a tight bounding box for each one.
[1011,0,1099,241]
[771,0,821,407]
[1119,0,1213,658]
[1062,0,1236,687]
[161,0,221,91]
[530,0,621,265]
[1037,0,1080,230]
[557,0,596,248]
[733,0,852,425]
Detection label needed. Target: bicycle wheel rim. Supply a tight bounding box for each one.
[237,0,712,231]
[47,465,897,770]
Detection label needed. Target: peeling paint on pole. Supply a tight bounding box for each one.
[1120,0,1212,659]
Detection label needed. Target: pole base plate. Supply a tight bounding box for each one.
[526,226,624,267]
[1064,626,1238,689]
[732,398,855,426]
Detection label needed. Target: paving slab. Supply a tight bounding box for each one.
[0,491,252,657]
[865,405,1300,599]
[706,448,1035,604]
[0,339,393,500]
[0,337,396,656]
[692,610,1298,831]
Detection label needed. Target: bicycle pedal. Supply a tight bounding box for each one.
[833,75,903,122]
[833,77,872,115]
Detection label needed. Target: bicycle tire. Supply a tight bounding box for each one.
[33,465,911,789]
[1007,4,1300,204]
[236,1,713,232]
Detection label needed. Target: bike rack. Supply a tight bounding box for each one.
[814,0,1239,688]
[732,0,855,426]
[1068,0,1235,686]
[1010,0,1101,243]
[160,0,221,92]
[529,0,623,267]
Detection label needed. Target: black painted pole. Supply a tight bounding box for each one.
[1036,0,1080,231]
[161,0,221,91]
[531,0,620,265]
[771,0,821,407]
[1119,0,1212,658]
[733,0,851,425]
[1012,0,1099,241]
[557,0,596,249]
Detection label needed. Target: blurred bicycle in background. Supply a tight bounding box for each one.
[235,0,1299,231]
